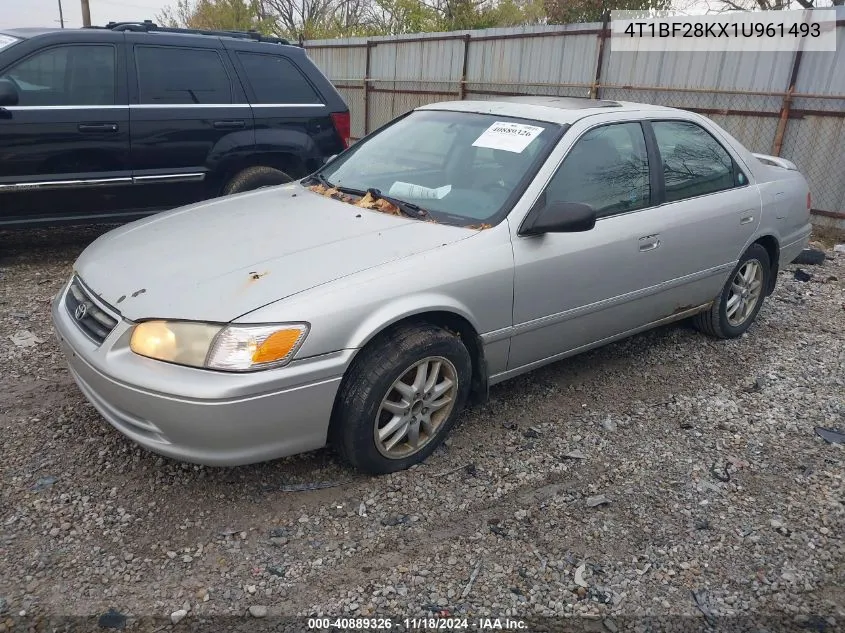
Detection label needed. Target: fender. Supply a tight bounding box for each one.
[206,129,260,171]
[253,127,325,166]
[345,292,484,352]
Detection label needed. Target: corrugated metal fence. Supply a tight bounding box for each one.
[304,7,845,225]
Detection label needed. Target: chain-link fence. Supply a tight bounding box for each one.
[305,16,845,223]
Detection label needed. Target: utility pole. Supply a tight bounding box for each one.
[58,0,65,27]
[80,0,92,26]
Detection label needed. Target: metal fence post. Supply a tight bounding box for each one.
[363,41,373,136]
[591,11,610,100]
[772,45,805,156]
[459,34,471,100]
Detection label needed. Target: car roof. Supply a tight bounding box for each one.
[1,28,59,39]
[0,26,297,50]
[418,97,682,125]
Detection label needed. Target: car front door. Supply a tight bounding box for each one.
[126,36,255,210]
[507,116,723,372]
[0,35,131,226]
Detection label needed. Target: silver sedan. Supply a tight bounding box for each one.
[51,97,812,474]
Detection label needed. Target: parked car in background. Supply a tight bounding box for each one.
[0,21,350,228]
[51,97,812,474]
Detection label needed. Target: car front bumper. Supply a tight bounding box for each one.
[51,277,351,466]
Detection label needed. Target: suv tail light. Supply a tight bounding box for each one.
[807,191,812,211]
[330,112,350,148]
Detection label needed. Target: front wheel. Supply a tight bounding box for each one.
[693,243,771,339]
[330,324,472,474]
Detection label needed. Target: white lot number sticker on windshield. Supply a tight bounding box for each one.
[472,121,544,153]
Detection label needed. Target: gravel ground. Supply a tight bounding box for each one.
[0,226,843,632]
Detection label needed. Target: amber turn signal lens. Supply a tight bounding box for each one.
[251,329,303,364]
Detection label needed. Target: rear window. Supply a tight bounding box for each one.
[136,46,232,104]
[0,35,19,52]
[236,52,321,104]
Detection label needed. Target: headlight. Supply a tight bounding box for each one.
[129,321,309,371]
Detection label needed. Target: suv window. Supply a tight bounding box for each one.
[236,52,321,104]
[136,46,231,104]
[545,122,650,217]
[652,120,742,202]
[0,44,115,106]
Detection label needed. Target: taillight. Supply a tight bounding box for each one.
[807,191,812,210]
[330,112,350,149]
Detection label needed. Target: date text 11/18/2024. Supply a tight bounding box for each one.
[307,617,528,630]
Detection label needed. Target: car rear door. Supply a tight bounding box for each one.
[126,33,255,210]
[645,117,761,290]
[0,32,131,225]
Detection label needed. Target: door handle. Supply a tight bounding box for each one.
[78,122,118,133]
[638,234,661,252]
[740,214,755,225]
[213,120,245,130]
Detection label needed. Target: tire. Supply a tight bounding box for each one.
[222,166,292,195]
[693,243,771,339]
[330,324,472,474]
[792,248,826,266]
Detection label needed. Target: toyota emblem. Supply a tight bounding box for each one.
[74,303,88,320]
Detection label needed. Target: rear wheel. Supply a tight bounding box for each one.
[330,324,472,474]
[222,166,292,195]
[693,243,770,339]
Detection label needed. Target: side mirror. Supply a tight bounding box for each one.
[521,201,596,236]
[0,79,19,107]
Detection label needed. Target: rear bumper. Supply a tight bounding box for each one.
[51,279,351,466]
[781,224,812,266]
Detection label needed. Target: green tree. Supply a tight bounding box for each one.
[158,0,273,32]
[543,0,671,24]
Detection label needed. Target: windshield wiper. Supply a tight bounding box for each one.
[306,172,365,196]
[366,188,429,219]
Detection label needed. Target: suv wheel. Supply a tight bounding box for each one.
[223,166,292,195]
[330,324,472,474]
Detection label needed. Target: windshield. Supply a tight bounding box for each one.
[314,109,560,225]
[0,35,20,53]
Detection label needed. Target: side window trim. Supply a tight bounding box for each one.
[0,43,119,108]
[648,118,751,206]
[640,120,665,206]
[133,44,234,105]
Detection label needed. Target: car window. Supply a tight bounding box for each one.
[544,122,650,217]
[652,120,740,202]
[0,45,115,106]
[235,52,321,104]
[316,109,559,224]
[136,46,231,104]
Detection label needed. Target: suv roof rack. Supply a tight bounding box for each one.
[89,20,294,46]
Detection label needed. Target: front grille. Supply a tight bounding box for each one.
[65,277,119,344]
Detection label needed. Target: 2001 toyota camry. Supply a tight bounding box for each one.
[52,96,812,474]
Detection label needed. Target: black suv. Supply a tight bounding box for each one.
[0,22,350,228]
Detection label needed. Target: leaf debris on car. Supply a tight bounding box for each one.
[307,182,493,229]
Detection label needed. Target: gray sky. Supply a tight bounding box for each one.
[1,0,172,30]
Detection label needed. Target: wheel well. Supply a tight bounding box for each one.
[214,153,311,195]
[754,235,780,295]
[359,312,489,405]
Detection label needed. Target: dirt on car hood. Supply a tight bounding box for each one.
[73,183,476,323]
